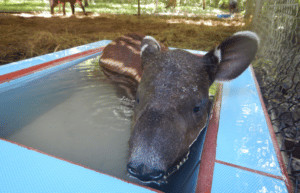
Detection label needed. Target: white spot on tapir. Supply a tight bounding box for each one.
[214,48,221,63]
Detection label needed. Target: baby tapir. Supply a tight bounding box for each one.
[99,31,259,184]
[99,33,168,99]
[50,0,87,15]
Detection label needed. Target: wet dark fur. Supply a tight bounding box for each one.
[99,32,259,184]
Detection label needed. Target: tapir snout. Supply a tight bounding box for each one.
[127,32,259,184]
[128,104,199,182]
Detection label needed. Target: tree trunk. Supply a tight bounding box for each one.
[214,0,219,8]
[138,0,140,16]
[203,0,205,9]
[244,0,254,19]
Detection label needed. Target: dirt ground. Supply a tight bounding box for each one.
[0,11,250,65]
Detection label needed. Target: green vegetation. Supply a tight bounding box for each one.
[0,0,248,15]
[0,1,49,12]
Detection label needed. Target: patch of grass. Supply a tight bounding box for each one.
[0,2,49,12]
[0,13,250,65]
[209,82,219,96]
[0,10,250,97]
[0,0,228,16]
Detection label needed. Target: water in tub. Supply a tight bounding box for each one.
[1,56,141,184]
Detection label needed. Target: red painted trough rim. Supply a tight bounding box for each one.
[196,83,223,193]
[0,46,105,84]
[250,65,292,192]
[195,66,292,193]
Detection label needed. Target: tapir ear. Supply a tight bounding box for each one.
[140,36,161,58]
[205,31,259,82]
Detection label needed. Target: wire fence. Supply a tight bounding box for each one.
[252,0,300,192]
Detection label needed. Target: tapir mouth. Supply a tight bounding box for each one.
[163,150,190,180]
[128,117,209,185]
[128,151,190,185]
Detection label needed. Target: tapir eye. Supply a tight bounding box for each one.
[193,105,201,113]
[193,102,204,114]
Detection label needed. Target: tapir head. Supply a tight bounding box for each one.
[127,31,259,184]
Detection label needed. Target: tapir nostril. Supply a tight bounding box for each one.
[127,162,165,181]
[127,163,140,176]
[149,171,164,180]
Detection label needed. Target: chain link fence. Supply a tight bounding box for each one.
[252,0,300,192]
